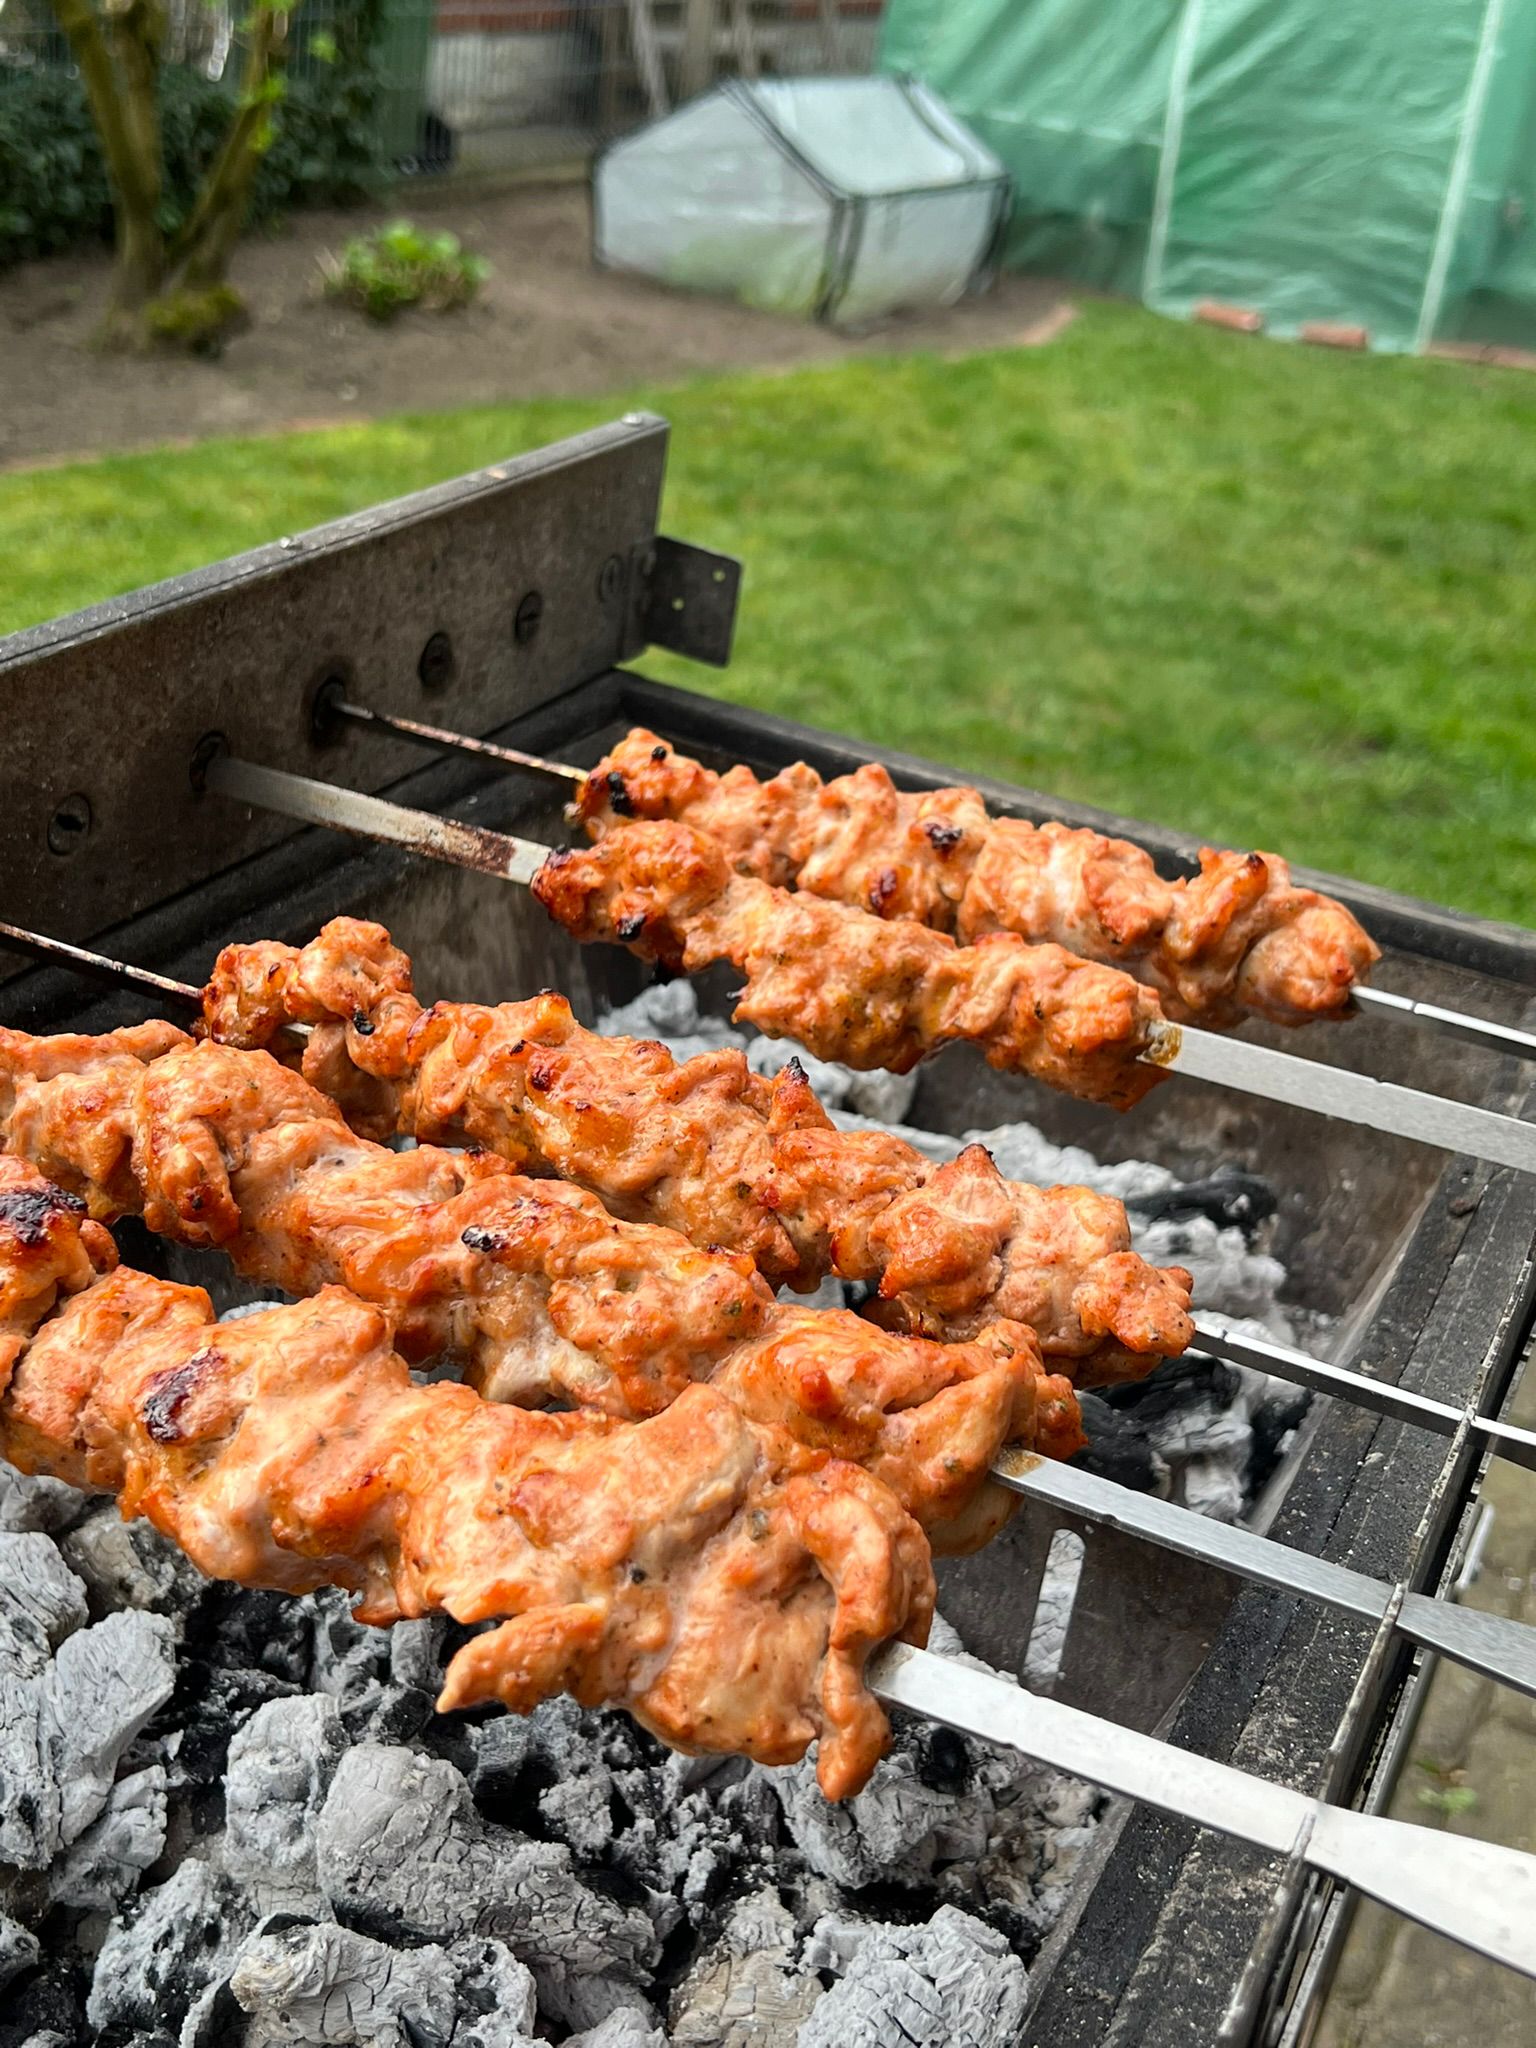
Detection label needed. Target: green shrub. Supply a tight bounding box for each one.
[322,219,490,321]
[0,34,389,271]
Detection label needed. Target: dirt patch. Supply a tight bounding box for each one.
[1,182,1070,468]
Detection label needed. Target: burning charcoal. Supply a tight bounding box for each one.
[222,1694,349,1907]
[306,1587,394,1723]
[962,1120,1176,1211]
[1135,1165,1278,1242]
[61,1505,206,1620]
[1180,1454,1248,1523]
[87,1859,253,2034]
[1133,1215,1285,1323]
[1074,1395,1169,1495]
[565,2013,669,2048]
[314,1745,658,1989]
[0,1532,88,1648]
[0,1611,60,1868]
[0,1907,41,1989]
[448,1935,542,2046]
[0,1466,86,1535]
[799,1903,1030,2048]
[669,1887,822,2045]
[764,1617,1041,1892]
[227,1922,542,2048]
[44,1609,177,1845]
[48,1763,168,1910]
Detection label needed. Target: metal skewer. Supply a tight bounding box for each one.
[0,921,203,1009]
[329,703,1536,1069]
[325,697,586,788]
[871,1641,1536,1979]
[997,1453,1536,1698]
[1192,1315,1536,1475]
[203,755,1536,1179]
[1352,982,1536,1062]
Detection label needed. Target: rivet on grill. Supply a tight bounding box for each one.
[418,632,455,692]
[513,592,543,646]
[46,793,93,858]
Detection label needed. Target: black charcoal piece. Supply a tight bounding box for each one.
[87,1860,252,2034]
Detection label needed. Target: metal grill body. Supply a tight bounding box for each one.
[2,418,1533,2043]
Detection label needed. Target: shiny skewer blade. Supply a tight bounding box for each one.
[996,1453,1536,1699]
[205,755,1536,1178]
[204,753,547,886]
[870,1641,1536,1979]
[1193,1315,1536,1474]
[1352,982,1536,1063]
[331,705,1536,1071]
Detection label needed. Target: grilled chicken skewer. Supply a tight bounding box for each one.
[0,1156,931,1799]
[197,755,1536,1175]
[574,730,1381,1030]
[0,1021,1084,1554]
[200,918,1195,1381]
[10,1153,1536,1966]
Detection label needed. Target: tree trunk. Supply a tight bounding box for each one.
[50,0,167,342]
[50,0,300,349]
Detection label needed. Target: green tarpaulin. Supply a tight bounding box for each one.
[880,0,1536,352]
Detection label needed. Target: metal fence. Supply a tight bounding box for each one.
[0,0,887,181]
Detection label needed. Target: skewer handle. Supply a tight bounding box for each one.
[871,1642,1536,1980]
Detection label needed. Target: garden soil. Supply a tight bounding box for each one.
[1,182,1068,469]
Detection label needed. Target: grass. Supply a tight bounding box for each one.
[5,300,1535,923]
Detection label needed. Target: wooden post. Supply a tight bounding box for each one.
[680,0,716,98]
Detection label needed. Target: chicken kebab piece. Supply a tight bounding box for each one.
[202,919,1194,1380]
[0,1022,1084,1555]
[574,730,1380,1029]
[0,1155,933,1798]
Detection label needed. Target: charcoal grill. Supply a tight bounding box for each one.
[3,415,1535,2044]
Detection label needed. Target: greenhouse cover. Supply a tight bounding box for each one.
[881,0,1536,352]
[592,76,1011,323]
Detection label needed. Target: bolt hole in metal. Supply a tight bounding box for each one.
[417,631,455,692]
[597,555,623,605]
[309,675,351,747]
[188,731,227,792]
[46,793,93,857]
[513,591,543,645]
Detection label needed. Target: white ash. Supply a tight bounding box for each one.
[799,1903,1031,2048]
[228,1922,540,2048]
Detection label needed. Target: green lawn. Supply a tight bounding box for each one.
[5,301,1535,923]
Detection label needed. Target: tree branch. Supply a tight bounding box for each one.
[172,2,296,278]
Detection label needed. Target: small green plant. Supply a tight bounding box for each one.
[323,219,489,322]
[1413,1756,1479,1820]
